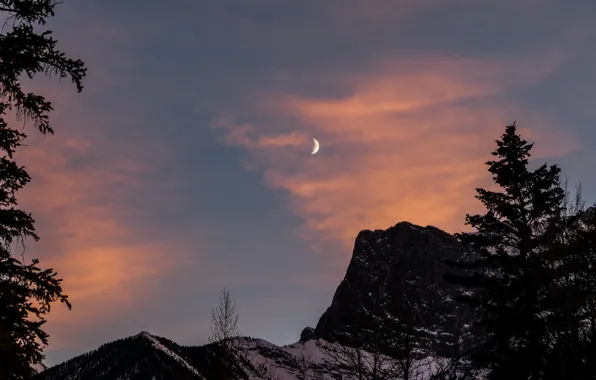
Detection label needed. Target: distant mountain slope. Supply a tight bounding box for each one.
[35,332,334,380]
[36,332,208,380]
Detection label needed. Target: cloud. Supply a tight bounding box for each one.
[257,132,310,148]
[7,66,195,352]
[14,127,193,349]
[213,54,581,254]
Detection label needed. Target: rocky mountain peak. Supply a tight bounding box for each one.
[313,221,468,356]
[135,331,154,339]
[299,327,316,342]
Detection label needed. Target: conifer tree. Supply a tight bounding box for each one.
[0,1,86,379]
[574,206,596,377]
[444,123,566,379]
[542,199,596,379]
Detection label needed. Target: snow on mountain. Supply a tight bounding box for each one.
[141,331,206,379]
[35,333,463,380]
[36,331,208,380]
[30,363,47,375]
[241,337,463,380]
[241,337,331,379]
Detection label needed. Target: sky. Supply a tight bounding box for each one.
[8,0,596,366]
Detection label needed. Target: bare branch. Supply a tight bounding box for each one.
[209,288,241,379]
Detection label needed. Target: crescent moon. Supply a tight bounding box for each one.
[311,138,320,155]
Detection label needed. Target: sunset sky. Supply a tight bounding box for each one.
[12,0,596,366]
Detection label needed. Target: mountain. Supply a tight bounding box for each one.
[34,331,338,380]
[312,222,472,358]
[30,363,47,377]
[35,221,475,380]
[37,332,211,380]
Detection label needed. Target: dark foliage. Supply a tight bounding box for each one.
[444,122,596,379]
[0,0,86,379]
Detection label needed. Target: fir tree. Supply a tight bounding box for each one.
[0,1,86,379]
[574,206,596,377]
[444,123,566,379]
[543,199,596,379]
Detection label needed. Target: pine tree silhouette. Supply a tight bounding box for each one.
[444,123,566,379]
[0,1,86,379]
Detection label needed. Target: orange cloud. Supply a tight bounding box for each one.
[14,133,192,350]
[257,132,310,147]
[213,55,581,256]
[3,77,192,352]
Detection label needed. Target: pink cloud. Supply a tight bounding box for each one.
[7,79,190,352]
[213,54,581,257]
[16,131,192,350]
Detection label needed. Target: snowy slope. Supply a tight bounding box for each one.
[237,336,468,380]
[241,338,329,379]
[36,332,207,380]
[35,333,464,380]
[141,332,206,379]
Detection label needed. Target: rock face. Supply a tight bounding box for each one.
[299,327,316,342]
[314,221,469,357]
